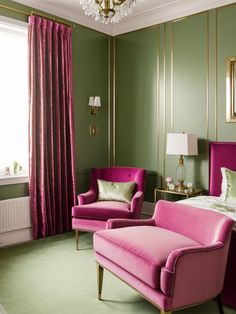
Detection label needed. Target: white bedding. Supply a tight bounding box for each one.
[178,196,236,229]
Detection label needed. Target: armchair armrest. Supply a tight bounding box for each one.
[77,189,97,205]
[106,218,156,229]
[160,241,227,300]
[130,191,144,218]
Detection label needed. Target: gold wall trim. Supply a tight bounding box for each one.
[215,9,218,140]
[112,36,116,165]
[170,22,174,132]
[156,26,160,185]
[108,37,111,167]
[226,56,236,122]
[205,12,210,160]
[0,4,75,27]
[163,24,166,181]
[206,12,209,141]
[0,4,28,16]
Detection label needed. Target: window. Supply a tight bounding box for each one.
[0,18,28,185]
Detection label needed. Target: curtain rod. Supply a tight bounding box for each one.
[0,4,76,28]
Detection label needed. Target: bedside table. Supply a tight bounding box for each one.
[154,187,203,203]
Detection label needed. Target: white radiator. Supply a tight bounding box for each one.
[0,197,31,233]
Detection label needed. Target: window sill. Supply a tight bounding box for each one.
[0,174,29,186]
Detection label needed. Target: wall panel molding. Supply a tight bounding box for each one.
[112,37,116,165]
[163,24,167,181]
[156,26,160,183]
[206,12,210,142]
[108,36,111,167]
[170,22,174,133]
[215,8,218,141]
[112,3,236,197]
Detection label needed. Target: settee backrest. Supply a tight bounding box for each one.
[90,167,146,194]
[154,201,233,246]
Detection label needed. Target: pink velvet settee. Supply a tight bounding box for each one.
[94,200,234,314]
[72,167,146,249]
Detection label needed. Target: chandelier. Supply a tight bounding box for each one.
[80,0,137,24]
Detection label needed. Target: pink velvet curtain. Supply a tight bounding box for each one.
[28,16,76,239]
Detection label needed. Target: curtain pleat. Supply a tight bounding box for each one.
[28,16,76,239]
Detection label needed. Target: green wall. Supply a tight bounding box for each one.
[0,0,109,200]
[115,28,158,200]
[72,25,109,193]
[1,1,236,203]
[114,4,236,201]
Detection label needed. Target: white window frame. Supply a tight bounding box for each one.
[0,16,29,186]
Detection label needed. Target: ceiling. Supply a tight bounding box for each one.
[13,0,236,35]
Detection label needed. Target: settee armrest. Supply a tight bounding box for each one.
[160,241,228,301]
[106,218,156,229]
[77,189,97,205]
[165,242,224,271]
[130,191,144,218]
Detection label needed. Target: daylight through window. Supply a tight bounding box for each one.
[0,19,28,179]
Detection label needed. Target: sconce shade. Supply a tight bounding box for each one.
[88,96,101,114]
[166,133,198,156]
[88,96,95,107]
[94,96,101,107]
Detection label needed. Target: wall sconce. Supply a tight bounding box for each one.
[88,96,101,115]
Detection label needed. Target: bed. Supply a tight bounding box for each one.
[179,142,236,309]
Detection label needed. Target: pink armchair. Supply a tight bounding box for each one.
[72,166,146,249]
[94,200,234,314]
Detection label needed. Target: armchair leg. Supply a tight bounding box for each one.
[75,230,79,250]
[160,311,172,314]
[97,263,104,300]
[215,294,224,314]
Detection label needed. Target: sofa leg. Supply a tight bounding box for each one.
[97,264,104,300]
[215,294,224,314]
[160,311,172,314]
[75,230,79,250]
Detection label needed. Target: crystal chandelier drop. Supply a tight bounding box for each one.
[80,0,137,24]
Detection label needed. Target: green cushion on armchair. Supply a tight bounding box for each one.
[97,179,135,203]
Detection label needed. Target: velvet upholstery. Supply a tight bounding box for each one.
[72,167,146,248]
[72,201,132,220]
[209,142,236,197]
[94,200,234,313]
[28,16,76,239]
[209,142,236,309]
[95,226,200,290]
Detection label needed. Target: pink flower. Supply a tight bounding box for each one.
[166,177,173,183]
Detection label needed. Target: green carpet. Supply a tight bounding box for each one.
[0,232,235,314]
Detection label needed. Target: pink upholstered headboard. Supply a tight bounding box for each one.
[209,142,236,196]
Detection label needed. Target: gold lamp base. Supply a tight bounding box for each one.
[176,180,187,191]
[176,155,187,191]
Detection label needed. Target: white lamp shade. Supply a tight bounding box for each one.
[88,96,95,107]
[166,133,198,156]
[94,96,101,107]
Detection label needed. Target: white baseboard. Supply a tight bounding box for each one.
[0,228,33,247]
[141,201,155,218]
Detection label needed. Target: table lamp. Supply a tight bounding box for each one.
[166,133,198,191]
